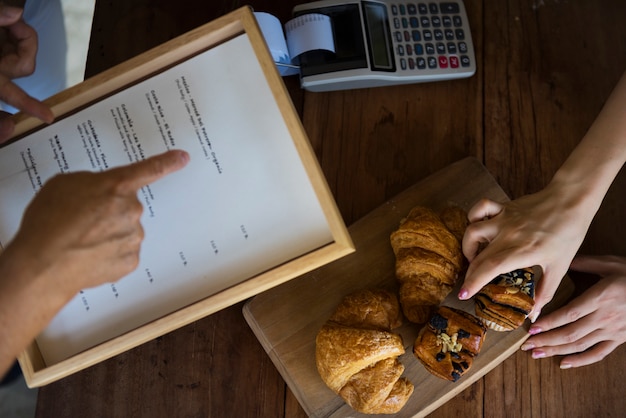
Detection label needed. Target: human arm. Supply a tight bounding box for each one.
[521,254,626,368]
[0,4,54,140]
[0,149,189,378]
[459,70,626,320]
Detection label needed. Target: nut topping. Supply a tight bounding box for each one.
[436,332,462,353]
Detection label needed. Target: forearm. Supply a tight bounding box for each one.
[548,71,626,217]
[0,244,71,378]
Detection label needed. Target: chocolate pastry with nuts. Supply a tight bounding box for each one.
[413,306,487,382]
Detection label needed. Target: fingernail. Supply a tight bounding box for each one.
[458,288,469,300]
[528,310,541,323]
[520,342,534,351]
[528,326,541,335]
[1,6,22,19]
[43,109,55,125]
[531,350,546,359]
[179,150,190,164]
[560,362,573,370]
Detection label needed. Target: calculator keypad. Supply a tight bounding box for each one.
[390,1,472,72]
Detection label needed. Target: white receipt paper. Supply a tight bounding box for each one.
[254,12,335,76]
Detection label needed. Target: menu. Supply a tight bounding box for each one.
[0,34,333,364]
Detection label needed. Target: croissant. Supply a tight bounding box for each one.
[413,305,487,382]
[475,268,536,331]
[390,206,467,324]
[315,289,414,414]
[438,205,470,243]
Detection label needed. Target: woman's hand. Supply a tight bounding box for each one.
[521,255,626,368]
[459,180,597,320]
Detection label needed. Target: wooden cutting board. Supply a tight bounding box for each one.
[243,157,574,417]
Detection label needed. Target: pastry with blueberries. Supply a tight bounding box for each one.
[474,268,536,332]
[413,306,487,382]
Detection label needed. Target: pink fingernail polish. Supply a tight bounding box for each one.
[520,342,534,351]
[528,326,541,335]
[531,350,546,359]
[458,289,469,300]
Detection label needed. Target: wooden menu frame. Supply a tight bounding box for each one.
[11,7,354,388]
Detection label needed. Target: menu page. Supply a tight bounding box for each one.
[0,34,333,364]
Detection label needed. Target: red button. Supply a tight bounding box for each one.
[450,56,459,68]
[438,56,448,68]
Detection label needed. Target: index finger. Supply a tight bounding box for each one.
[0,74,54,123]
[111,150,190,193]
[459,246,536,300]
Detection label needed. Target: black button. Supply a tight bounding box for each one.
[453,15,463,26]
[445,29,455,40]
[432,16,442,27]
[447,42,457,53]
[460,55,471,66]
[420,16,430,27]
[458,41,468,53]
[423,29,433,41]
[407,4,417,14]
[434,29,444,40]
[429,3,439,14]
[428,56,438,68]
[418,3,428,14]
[425,43,435,54]
[455,29,465,40]
[440,2,460,13]
[443,16,452,27]
[417,57,426,69]
[436,42,446,54]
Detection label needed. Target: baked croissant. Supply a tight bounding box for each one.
[315,289,414,414]
[475,268,536,331]
[413,305,487,382]
[390,206,467,324]
[438,205,470,243]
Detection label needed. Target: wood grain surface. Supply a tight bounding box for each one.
[35,0,626,417]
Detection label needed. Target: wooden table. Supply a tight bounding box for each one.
[36,1,626,416]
